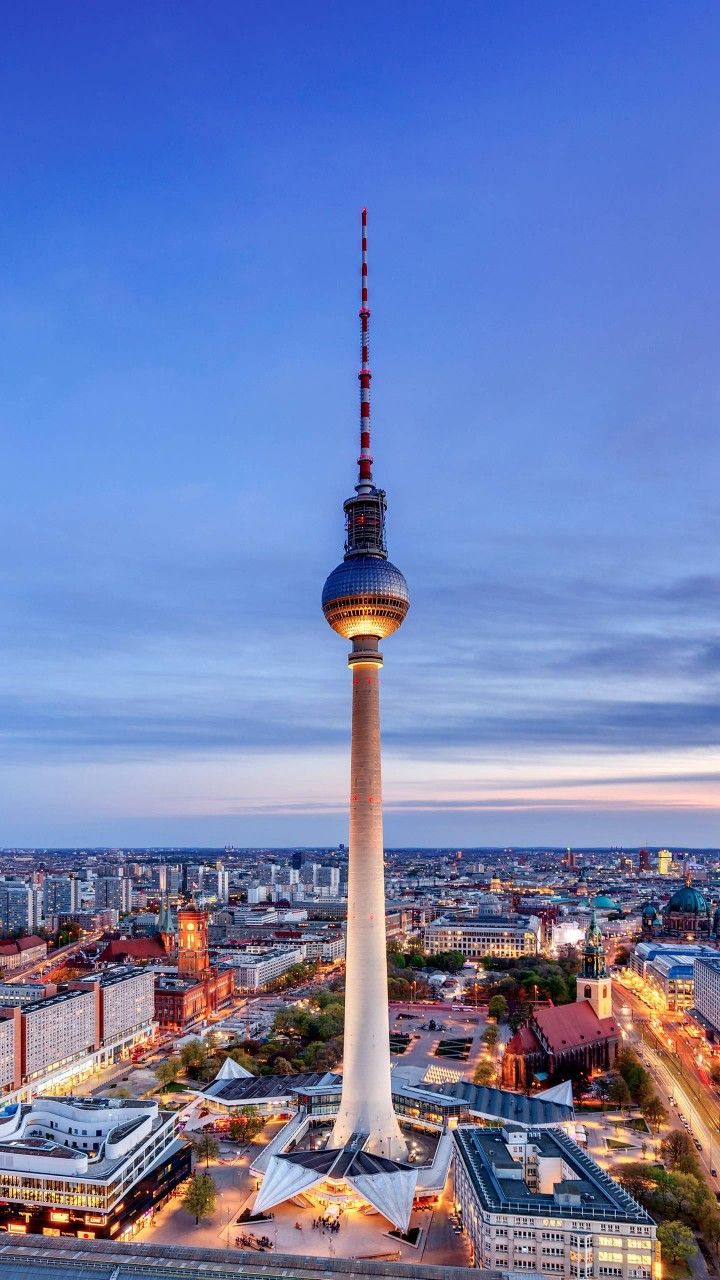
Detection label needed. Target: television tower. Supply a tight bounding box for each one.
[322,209,409,1160]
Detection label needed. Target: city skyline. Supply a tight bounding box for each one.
[1,3,718,845]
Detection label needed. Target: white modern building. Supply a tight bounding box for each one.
[0,1095,190,1238]
[220,945,305,990]
[453,1125,657,1279]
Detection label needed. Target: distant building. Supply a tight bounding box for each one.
[662,875,711,939]
[657,848,672,875]
[219,945,305,991]
[94,875,132,916]
[43,875,80,918]
[630,941,718,1012]
[424,913,541,960]
[153,905,234,1030]
[0,935,47,972]
[0,882,36,935]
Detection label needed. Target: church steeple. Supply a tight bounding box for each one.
[581,909,606,979]
[577,910,612,1018]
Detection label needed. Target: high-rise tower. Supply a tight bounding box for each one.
[322,209,409,1161]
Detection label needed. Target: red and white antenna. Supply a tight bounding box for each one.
[357,207,373,491]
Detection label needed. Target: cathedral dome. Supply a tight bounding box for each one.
[476,893,502,916]
[591,894,618,910]
[666,885,708,915]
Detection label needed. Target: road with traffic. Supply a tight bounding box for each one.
[613,982,720,1185]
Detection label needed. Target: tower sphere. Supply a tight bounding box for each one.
[322,553,409,639]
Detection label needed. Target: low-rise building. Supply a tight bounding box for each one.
[0,1094,190,1239]
[0,936,47,972]
[629,941,719,1011]
[453,1124,657,1279]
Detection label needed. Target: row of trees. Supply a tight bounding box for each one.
[181,1115,267,1224]
[616,1127,720,1267]
[598,1046,668,1127]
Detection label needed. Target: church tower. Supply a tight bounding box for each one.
[158,891,176,956]
[577,909,612,1019]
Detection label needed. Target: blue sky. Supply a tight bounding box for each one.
[1,1,718,846]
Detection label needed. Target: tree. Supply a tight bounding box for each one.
[662,1129,699,1173]
[508,1001,532,1032]
[617,1161,655,1202]
[608,1075,632,1109]
[182,1172,217,1225]
[481,1025,499,1048]
[642,1095,667,1130]
[228,1108,264,1145]
[155,1056,182,1094]
[657,1221,698,1267]
[702,1208,720,1256]
[193,1131,220,1169]
[473,1059,496,1086]
[180,1039,208,1078]
[273,1056,294,1076]
[229,1048,256,1074]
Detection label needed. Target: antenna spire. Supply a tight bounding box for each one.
[358,208,373,492]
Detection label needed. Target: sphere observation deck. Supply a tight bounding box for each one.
[322,554,409,639]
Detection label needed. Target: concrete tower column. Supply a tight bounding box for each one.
[330,635,407,1160]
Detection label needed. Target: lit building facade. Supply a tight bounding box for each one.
[453,1125,657,1279]
[425,914,541,960]
[693,955,720,1040]
[0,1095,189,1239]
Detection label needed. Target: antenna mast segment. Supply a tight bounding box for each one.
[358,208,373,492]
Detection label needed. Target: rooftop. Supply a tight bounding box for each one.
[454,1126,654,1224]
[532,1000,618,1054]
[0,1235,484,1280]
[435,1080,573,1127]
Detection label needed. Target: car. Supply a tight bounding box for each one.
[711,1168,717,1177]
[694,1141,702,1151]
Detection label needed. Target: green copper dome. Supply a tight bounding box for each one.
[591,894,618,910]
[666,885,708,915]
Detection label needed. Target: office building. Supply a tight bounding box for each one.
[693,954,720,1039]
[453,1125,657,1278]
[221,945,305,991]
[425,913,541,960]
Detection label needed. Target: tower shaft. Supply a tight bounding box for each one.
[330,637,406,1160]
